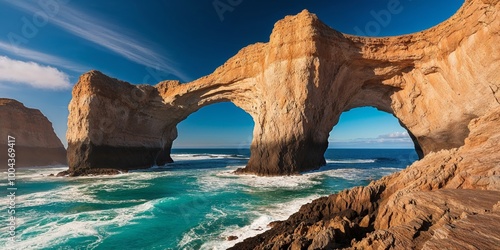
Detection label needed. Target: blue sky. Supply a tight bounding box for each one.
[0,0,464,149]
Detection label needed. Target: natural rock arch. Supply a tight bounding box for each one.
[65,0,499,176]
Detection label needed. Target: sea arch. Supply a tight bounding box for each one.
[65,0,499,176]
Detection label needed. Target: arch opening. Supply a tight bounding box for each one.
[171,102,255,167]
[326,107,419,168]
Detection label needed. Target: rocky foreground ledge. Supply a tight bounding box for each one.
[0,98,66,168]
[230,106,500,250]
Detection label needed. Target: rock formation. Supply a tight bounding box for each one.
[66,0,499,176]
[229,104,500,250]
[0,98,66,168]
[62,0,500,247]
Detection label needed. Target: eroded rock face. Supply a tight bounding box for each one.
[66,0,499,176]
[0,98,66,167]
[230,104,500,250]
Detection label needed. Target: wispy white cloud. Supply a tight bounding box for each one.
[4,0,190,82]
[330,131,413,147]
[0,56,71,89]
[377,131,411,141]
[0,41,88,72]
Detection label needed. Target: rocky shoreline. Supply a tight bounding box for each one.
[230,108,500,249]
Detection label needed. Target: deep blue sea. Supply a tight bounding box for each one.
[1,148,417,249]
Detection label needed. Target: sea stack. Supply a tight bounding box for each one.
[0,98,67,168]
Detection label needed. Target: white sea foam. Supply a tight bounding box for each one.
[326,159,376,164]
[171,153,248,161]
[15,171,174,207]
[123,170,174,180]
[4,198,165,249]
[15,185,97,206]
[196,195,321,250]
[202,165,401,192]
[318,168,370,180]
[315,167,402,181]
[196,168,321,192]
[1,166,68,181]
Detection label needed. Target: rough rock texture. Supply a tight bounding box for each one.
[230,105,500,250]
[0,98,66,168]
[66,0,499,176]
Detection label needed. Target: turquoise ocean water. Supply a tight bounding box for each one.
[1,149,417,249]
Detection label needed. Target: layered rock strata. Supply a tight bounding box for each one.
[0,98,66,168]
[230,106,500,250]
[66,0,499,176]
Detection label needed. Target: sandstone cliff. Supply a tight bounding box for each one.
[65,0,499,176]
[230,106,500,250]
[0,98,66,167]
